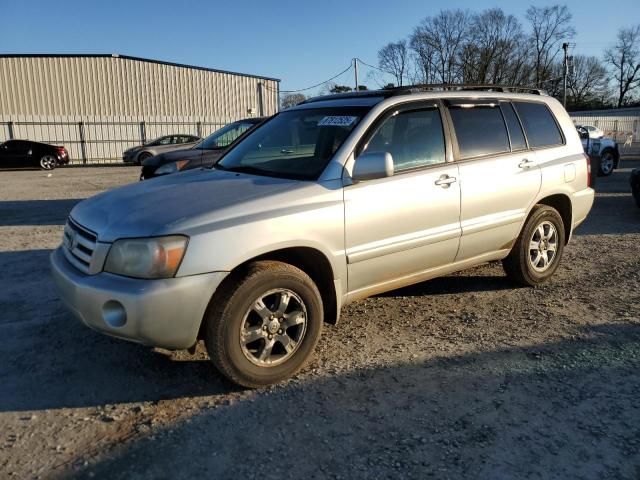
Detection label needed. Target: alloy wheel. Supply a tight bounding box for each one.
[239,288,307,367]
[528,221,558,272]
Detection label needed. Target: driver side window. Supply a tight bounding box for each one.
[361,108,446,172]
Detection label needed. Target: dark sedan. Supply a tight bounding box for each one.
[0,139,70,170]
[140,117,266,180]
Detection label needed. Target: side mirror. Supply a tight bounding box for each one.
[352,151,394,182]
[577,128,589,140]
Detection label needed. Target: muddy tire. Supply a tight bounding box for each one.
[502,205,566,287]
[203,261,323,388]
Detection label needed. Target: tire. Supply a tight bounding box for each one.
[203,261,323,388]
[502,205,566,287]
[39,155,57,170]
[598,149,615,176]
[137,152,153,165]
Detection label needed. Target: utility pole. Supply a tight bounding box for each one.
[354,58,359,92]
[562,42,569,107]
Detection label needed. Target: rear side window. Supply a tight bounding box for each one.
[501,103,527,151]
[449,106,510,159]
[513,102,563,148]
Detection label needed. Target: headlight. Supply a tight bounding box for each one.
[104,236,188,279]
[155,160,190,175]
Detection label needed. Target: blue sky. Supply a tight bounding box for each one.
[1,0,639,95]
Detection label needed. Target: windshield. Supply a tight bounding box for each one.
[217,107,368,180]
[195,121,255,150]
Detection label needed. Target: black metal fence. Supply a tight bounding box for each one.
[0,119,231,164]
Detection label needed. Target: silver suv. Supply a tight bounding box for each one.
[51,85,595,387]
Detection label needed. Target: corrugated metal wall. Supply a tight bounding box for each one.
[570,108,640,144]
[0,55,279,120]
[0,55,279,163]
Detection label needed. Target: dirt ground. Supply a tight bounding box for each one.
[1,160,639,480]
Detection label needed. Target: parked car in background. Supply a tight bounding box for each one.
[140,117,265,180]
[576,124,620,176]
[122,134,201,165]
[631,169,640,208]
[52,85,594,388]
[578,124,605,139]
[0,139,70,170]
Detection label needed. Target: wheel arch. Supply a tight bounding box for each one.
[535,194,572,244]
[198,246,340,345]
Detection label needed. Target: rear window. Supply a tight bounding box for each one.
[513,102,564,148]
[449,105,510,159]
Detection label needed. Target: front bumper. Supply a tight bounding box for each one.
[50,246,228,350]
[122,151,139,163]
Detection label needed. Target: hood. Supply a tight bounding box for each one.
[69,169,307,242]
[142,147,202,167]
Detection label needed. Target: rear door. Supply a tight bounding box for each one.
[344,103,461,298]
[447,100,542,261]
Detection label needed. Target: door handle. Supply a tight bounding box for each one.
[435,174,457,188]
[280,149,294,154]
[518,158,535,169]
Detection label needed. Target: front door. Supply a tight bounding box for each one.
[344,105,461,299]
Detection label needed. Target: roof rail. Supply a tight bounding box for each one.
[387,83,547,96]
[298,83,547,106]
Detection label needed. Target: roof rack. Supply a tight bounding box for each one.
[300,83,547,105]
[388,83,547,96]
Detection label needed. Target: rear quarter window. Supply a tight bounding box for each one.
[449,105,510,159]
[513,102,564,148]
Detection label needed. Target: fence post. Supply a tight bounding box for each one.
[78,122,87,164]
[196,121,202,138]
[139,121,146,145]
[7,121,14,140]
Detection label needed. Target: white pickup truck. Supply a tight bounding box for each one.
[576,125,620,176]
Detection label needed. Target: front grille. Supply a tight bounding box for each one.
[63,219,98,274]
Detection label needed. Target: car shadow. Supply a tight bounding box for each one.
[71,322,640,479]
[376,270,514,298]
[0,199,82,226]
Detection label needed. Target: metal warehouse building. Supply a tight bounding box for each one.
[0,54,280,163]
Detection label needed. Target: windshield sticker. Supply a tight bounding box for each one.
[318,116,358,127]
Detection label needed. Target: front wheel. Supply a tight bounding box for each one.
[39,155,57,170]
[598,149,616,176]
[502,205,566,287]
[203,261,323,388]
[137,152,153,165]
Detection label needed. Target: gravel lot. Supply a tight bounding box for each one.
[1,161,639,479]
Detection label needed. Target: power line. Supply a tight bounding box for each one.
[356,58,396,77]
[264,64,353,94]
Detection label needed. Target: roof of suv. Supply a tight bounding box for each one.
[294,84,549,109]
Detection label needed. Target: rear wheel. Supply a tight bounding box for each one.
[39,155,57,170]
[598,149,615,176]
[203,261,323,388]
[502,205,565,286]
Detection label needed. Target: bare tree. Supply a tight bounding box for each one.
[280,93,307,109]
[567,55,610,108]
[409,26,437,83]
[378,40,409,86]
[605,25,640,107]
[526,5,575,87]
[459,8,527,84]
[411,10,470,84]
